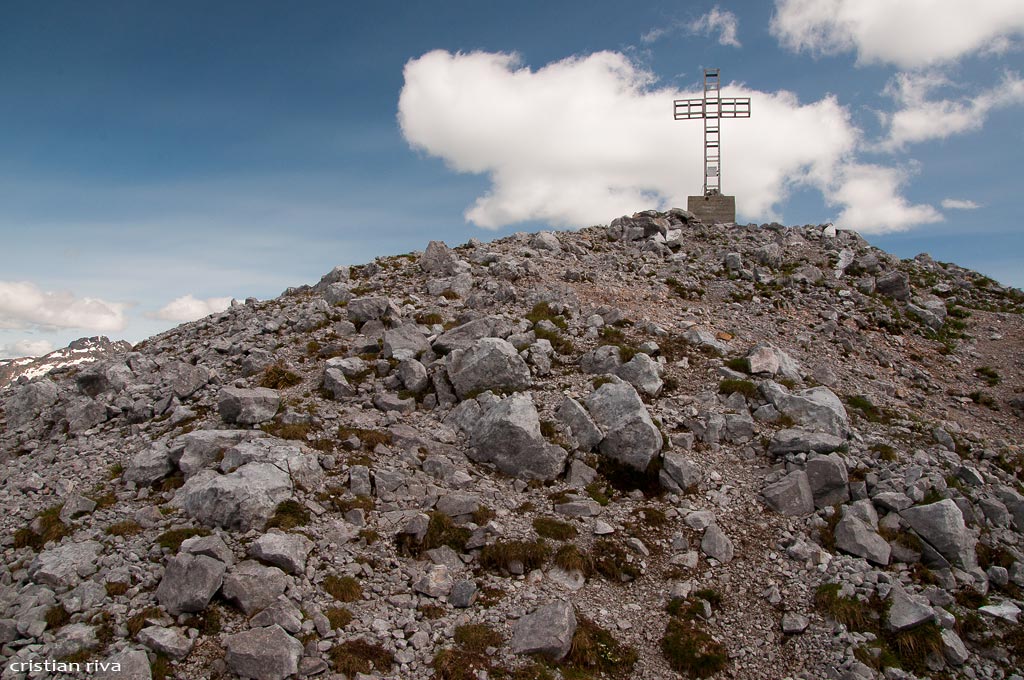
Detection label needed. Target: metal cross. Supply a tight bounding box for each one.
[674,68,751,197]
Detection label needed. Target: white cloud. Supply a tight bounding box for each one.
[642,6,741,46]
[941,198,981,210]
[0,281,128,332]
[770,0,1024,69]
[830,163,943,233]
[152,294,233,322]
[689,7,741,47]
[398,49,938,234]
[0,339,54,359]
[880,71,1024,149]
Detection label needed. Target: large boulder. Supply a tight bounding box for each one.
[743,344,802,381]
[222,561,289,615]
[29,541,102,588]
[250,531,314,575]
[165,361,211,399]
[4,379,59,429]
[769,429,845,456]
[155,554,226,615]
[834,512,891,566]
[446,337,532,400]
[660,453,702,493]
[583,380,662,471]
[554,396,603,451]
[510,601,577,661]
[806,453,850,508]
[876,270,911,300]
[420,240,463,276]
[176,429,266,478]
[123,440,175,486]
[468,393,568,480]
[432,316,509,354]
[224,625,303,680]
[885,587,935,631]
[615,353,664,397]
[175,463,293,531]
[219,438,323,492]
[347,296,400,325]
[901,499,978,570]
[383,323,430,361]
[760,381,849,436]
[762,471,814,516]
[218,387,280,425]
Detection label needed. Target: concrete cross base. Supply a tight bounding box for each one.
[687,194,736,224]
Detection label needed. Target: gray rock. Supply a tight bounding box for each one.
[373,392,416,413]
[250,600,303,633]
[468,392,568,480]
[744,344,802,381]
[700,523,734,563]
[432,316,507,354]
[615,353,663,397]
[530,232,562,252]
[347,296,400,325]
[762,471,815,516]
[398,359,430,393]
[834,512,891,566]
[420,240,463,275]
[155,554,226,615]
[167,361,211,399]
[583,380,662,471]
[176,429,266,479]
[180,534,235,565]
[383,323,429,361]
[323,367,356,399]
[224,625,303,680]
[806,453,850,508]
[219,438,322,491]
[175,463,293,531]
[138,626,193,660]
[940,629,969,665]
[350,464,372,496]
[760,381,849,436]
[661,453,702,492]
[769,429,845,455]
[58,493,97,522]
[555,396,603,451]
[872,492,914,512]
[886,587,935,631]
[446,337,532,400]
[218,387,281,425]
[414,564,454,598]
[124,440,175,486]
[901,499,978,570]
[682,327,728,354]
[449,579,478,608]
[876,270,911,300]
[322,282,353,306]
[29,540,102,587]
[96,649,152,680]
[250,531,314,575]
[579,345,623,375]
[781,612,809,634]
[5,379,59,428]
[222,561,289,615]
[510,601,577,661]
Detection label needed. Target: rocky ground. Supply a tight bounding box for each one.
[1,210,1023,680]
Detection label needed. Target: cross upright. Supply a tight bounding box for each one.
[674,68,751,223]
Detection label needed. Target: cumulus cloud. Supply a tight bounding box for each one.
[152,294,233,322]
[879,71,1024,149]
[398,49,938,233]
[830,163,943,233]
[770,0,1024,69]
[0,339,54,359]
[642,6,741,46]
[0,281,128,332]
[941,198,981,210]
[689,7,741,47]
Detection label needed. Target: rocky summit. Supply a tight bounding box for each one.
[1,209,1023,680]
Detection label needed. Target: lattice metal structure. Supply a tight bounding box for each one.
[674,68,751,197]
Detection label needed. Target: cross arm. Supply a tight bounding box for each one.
[673,97,752,119]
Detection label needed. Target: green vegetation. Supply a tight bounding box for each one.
[454,623,503,653]
[592,539,641,582]
[104,581,130,597]
[553,543,594,575]
[969,391,998,410]
[265,499,311,530]
[479,539,550,573]
[325,606,353,629]
[870,443,898,462]
[14,505,69,551]
[156,527,211,552]
[975,366,1001,386]
[560,616,638,678]
[324,575,363,602]
[261,421,313,441]
[328,639,395,675]
[525,302,569,329]
[844,395,897,424]
[396,511,470,558]
[105,520,142,537]
[532,517,578,541]
[724,357,749,373]
[661,618,728,677]
[259,363,303,389]
[45,604,71,630]
[337,426,393,449]
[718,379,758,399]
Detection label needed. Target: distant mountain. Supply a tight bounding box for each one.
[0,336,133,389]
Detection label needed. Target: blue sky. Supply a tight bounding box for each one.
[1,1,1022,357]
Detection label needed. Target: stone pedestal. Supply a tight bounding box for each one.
[687,194,736,224]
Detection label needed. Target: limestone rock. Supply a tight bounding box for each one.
[760,381,848,436]
[700,523,734,563]
[510,601,577,661]
[175,463,293,531]
[222,560,289,615]
[224,625,303,680]
[468,392,568,480]
[554,396,603,451]
[446,337,532,400]
[250,531,314,575]
[29,541,102,588]
[806,453,850,508]
[155,554,226,615]
[901,499,978,570]
[762,471,814,516]
[218,387,281,425]
[834,512,891,566]
[583,380,662,471]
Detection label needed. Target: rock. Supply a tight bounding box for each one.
[323,367,356,399]
[683,327,728,354]
[29,540,102,587]
[700,523,734,563]
[176,429,266,478]
[175,463,293,531]
[901,499,978,570]
[397,359,430,393]
[510,601,577,661]
[781,612,809,634]
[155,554,226,615]
[661,453,701,492]
[250,600,303,633]
[138,626,194,660]
[322,282,353,306]
[224,625,303,680]
[744,344,802,381]
[760,381,849,436]
[583,380,662,471]
[616,352,663,397]
[250,531,314,574]
[180,534,235,565]
[218,387,281,425]
[449,579,478,608]
[769,429,845,455]
[555,396,603,451]
[413,564,453,598]
[4,379,59,428]
[58,493,97,522]
[940,629,969,665]
[123,440,175,486]
[222,561,289,615]
[579,345,622,375]
[420,240,463,275]
[446,337,532,400]
[219,438,322,491]
[979,601,1020,623]
[876,270,911,300]
[834,512,891,566]
[167,361,210,399]
[383,323,429,361]
[96,649,152,680]
[885,587,935,631]
[806,453,850,508]
[432,316,507,354]
[468,392,568,480]
[530,232,562,252]
[762,471,815,516]
[347,296,400,325]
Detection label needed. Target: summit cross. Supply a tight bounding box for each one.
[674,68,751,223]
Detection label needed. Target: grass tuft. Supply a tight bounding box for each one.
[533,517,578,540]
[156,527,211,552]
[265,499,311,530]
[328,639,395,676]
[324,575,363,602]
[259,363,303,389]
